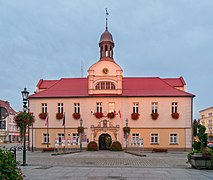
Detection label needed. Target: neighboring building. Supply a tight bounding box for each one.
[199,107,213,142]
[0,100,19,142]
[29,20,195,151]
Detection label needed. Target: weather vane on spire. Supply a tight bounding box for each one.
[105,8,109,30]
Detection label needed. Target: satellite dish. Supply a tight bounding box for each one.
[0,107,8,119]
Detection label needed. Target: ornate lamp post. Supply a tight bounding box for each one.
[125,118,129,151]
[21,88,29,166]
[80,118,83,151]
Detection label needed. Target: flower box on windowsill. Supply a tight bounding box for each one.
[131,113,140,120]
[93,112,103,119]
[107,112,115,119]
[39,112,47,120]
[151,112,159,120]
[73,113,81,120]
[171,112,179,119]
[56,113,63,120]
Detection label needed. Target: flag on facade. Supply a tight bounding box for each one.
[62,113,65,126]
[45,114,48,126]
[119,110,121,118]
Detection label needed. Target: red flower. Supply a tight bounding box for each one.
[39,112,47,120]
[93,112,103,119]
[151,112,159,120]
[131,113,140,120]
[56,113,63,120]
[73,113,81,120]
[107,112,115,119]
[171,112,179,119]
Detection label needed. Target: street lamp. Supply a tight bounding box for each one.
[80,118,83,151]
[21,87,29,166]
[125,118,129,152]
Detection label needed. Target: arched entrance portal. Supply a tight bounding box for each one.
[99,133,112,150]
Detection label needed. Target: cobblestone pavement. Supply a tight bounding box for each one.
[15,150,213,179]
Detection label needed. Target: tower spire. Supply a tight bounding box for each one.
[105,8,109,30]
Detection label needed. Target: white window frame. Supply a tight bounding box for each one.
[58,103,63,113]
[42,103,47,113]
[150,133,159,144]
[96,102,102,113]
[108,102,115,113]
[72,133,79,144]
[171,102,178,113]
[133,103,139,113]
[74,103,80,113]
[43,133,49,144]
[58,133,64,143]
[170,133,178,144]
[152,102,158,113]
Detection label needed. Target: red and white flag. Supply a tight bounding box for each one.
[45,114,48,126]
[119,110,121,118]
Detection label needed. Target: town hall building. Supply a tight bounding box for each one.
[29,17,194,151]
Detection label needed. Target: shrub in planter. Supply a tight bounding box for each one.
[131,113,140,120]
[77,126,84,134]
[110,141,122,151]
[151,112,159,120]
[73,112,81,120]
[56,112,63,120]
[123,127,130,134]
[0,147,22,179]
[39,112,47,120]
[171,112,179,119]
[43,147,54,152]
[87,141,98,151]
[107,112,115,119]
[93,112,103,119]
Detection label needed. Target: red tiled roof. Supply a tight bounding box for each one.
[162,77,186,87]
[0,100,16,115]
[37,79,58,89]
[29,77,194,98]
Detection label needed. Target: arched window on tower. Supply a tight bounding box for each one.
[101,46,103,58]
[95,81,116,90]
[105,45,108,57]
[110,46,112,57]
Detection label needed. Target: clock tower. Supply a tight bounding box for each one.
[88,11,123,95]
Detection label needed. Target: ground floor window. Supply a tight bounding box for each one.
[131,133,139,145]
[72,133,79,144]
[43,133,49,143]
[170,133,178,144]
[151,133,158,144]
[58,133,64,143]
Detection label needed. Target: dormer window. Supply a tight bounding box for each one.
[95,81,115,90]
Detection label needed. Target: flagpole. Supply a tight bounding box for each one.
[47,113,49,148]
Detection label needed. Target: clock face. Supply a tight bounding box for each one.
[102,68,109,74]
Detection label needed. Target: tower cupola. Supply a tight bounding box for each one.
[99,8,114,60]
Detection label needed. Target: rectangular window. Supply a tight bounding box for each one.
[74,103,80,113]
[152,102,158,113]
[108,102,115,113]
[42,103,47,113]
[58,133,64,143]
[201,115,205,119]
[209,113,212,117]
[170,133,178,144]
[133,103,139,113]
[72,133,79,144]
[58,103,63,113]
[171,102,178,113]
[43,133,49,143]
[132,133,139,142]
[151,133,158,144]
[96,102,102,113]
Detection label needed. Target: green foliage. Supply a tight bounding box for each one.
[195,124,208,151]
[110,141,122,151]
[15,112,35,140]
[87,141,98,151]
[0,147,22,180]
